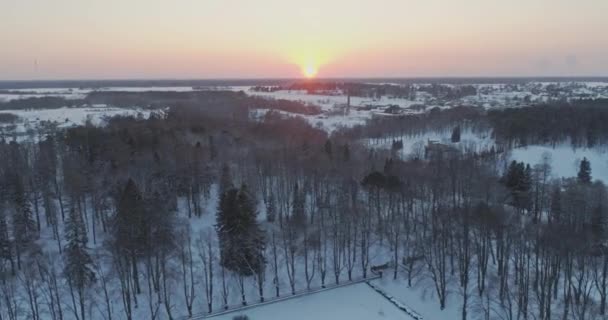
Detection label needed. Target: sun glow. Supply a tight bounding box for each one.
[302,64,318,78]
[289,48,329,79]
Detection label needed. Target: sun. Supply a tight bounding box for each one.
[302,64,318,78]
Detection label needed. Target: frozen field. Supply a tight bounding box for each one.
[213,282,413,320]
[0,86,199,102]
[0,106,150,134]
[371,277,460,320]
[510,145,608,182]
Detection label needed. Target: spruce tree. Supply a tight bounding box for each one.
[290,183,306,230]
[113,179,145,294]
[114,179,146,256]
[578,157,592,184]
[504,161,521,190]
[64,205,96,320]
[266,193,276,222]
[343,144,350,162]
[12,176,36,269]
[237,185,265,275]
[216,185,265,276]
[550,186,562,222]
[0,204,14,274]
[217,187,240,271]
[324,139,333,158]
[451,126,461,143]
[219,164,233,196]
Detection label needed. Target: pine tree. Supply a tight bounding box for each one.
[504,161,521,190]
[219,164,233,196]
[451,126,461,143]
[0,204,15,274]
[578,157,592,184]
[342,144,350,162]
[550,186,562,222]
[266,193,276,222]
[236,185,265,275]
[113,179,145,294]
[114,179,146,255]
[324,139,333,158]
[12,176,37,269]
[216,185,265,276]
[503,161,532,211]
[217,187,240,271]
[64,205,96,320]
[290,183,306,230]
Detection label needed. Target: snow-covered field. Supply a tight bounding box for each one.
[241,81,608,133]
[364,128,495,157]
[0,106,151,135]
[510,145,608,183]
[3,81,607,134]
[0,86,200,102]
[363,129,608,183]
[213,282,412,320]
[372,277,460,320]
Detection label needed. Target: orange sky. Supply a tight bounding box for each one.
[2,0,607,79]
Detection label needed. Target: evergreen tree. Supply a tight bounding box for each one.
[236,185,265,275]
[503,161,532,211]
[114,179,146,255]
[216,185,265,276]
[504,161,522,190]
[0,204,15,274]
[12,176,37,269]
[451,125,461,143]
[266,193,276,222]
[290,183,306,230]
[113,179,146,294]
[550,186,562,222]
[64,205,96,320]
[324,139,333,158]
[219,164,233,196]
[217,187,240,271]
[342,144,350,162]
[578,157,592,184]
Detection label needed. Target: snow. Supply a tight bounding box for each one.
[0,86,202,102]
[212,282,413,320]
[0,106,151,135]
[509,145,608,182]
[364,128,495,158]
[371,277,461,320]
[93,86,197,92]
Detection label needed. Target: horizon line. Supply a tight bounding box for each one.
[2,75,608,83]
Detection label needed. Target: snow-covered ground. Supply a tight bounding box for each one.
[212,282,412,320]
[364,128,495,157]
[363,128,608,183]
[240,81,608,133]
[3,81,607,134]
[371,277,461,320]
[510,145,608,183]
[0,86,201,102]
[0,106,151,135]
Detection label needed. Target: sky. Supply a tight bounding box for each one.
[2,0,608,80]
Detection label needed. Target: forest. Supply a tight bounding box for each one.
[0,92,608,320]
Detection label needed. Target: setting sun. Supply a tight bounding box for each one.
[302,64,318,78]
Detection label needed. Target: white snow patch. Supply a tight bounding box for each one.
[212,282,413,320]
[509,145,608,182]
